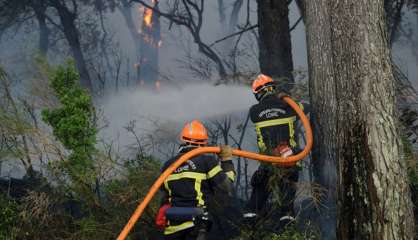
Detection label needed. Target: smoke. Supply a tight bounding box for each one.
[99,83,257,150]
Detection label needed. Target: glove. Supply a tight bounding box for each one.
[218,145,233,161]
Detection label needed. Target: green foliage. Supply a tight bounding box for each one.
[102,154,162,239]
[0,193,20,240]
[42,61,97,176]
[263,227,304,240]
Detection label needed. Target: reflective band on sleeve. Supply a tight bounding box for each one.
[226,171,235,181]
[298,102,304,111]
[164,221,194,235]
[207,165,222,179]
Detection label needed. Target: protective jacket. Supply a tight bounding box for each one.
[160,148,235,235]
[249,94,306,153]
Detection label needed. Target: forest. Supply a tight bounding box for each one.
[1,0,418,239]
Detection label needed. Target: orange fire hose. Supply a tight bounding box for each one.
[117,96,313,240]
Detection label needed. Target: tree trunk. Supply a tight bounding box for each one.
[305,1,337,239]
[52,1,92,91]
[305,0,415,239]
[32,2,50,56]
[257,0,294,91]
[119,0,141,53]
[138,1,160,87]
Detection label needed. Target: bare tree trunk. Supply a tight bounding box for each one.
[305,0,415,239]
[138,1,160,87]
[119,0,141,52]
[32,1,50,56]
[295,0,305,21]
[51,1,92,91]
[305,1,337,238]
[257,0,294,90]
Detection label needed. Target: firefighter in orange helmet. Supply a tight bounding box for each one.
[245,74,308,225]
[156,120,235,240]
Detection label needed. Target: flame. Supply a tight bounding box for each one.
[134,63,140,69]
[143,8,153,27]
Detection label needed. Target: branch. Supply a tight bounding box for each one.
[289,16,303,31]
[131,0,188,26]
[209,24,258,47]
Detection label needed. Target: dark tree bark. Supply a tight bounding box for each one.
[119,0,141,52]
[50,0,92,91]
[295,0,305,21]
[138,1,160,87]
[306,0,415,239]
[31,1,49,55]
[257,0,294,91]
[305,1,337,239]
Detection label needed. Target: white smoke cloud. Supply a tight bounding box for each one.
[99,83,257,152]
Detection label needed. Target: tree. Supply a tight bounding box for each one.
[48,0,93,90]
[305,0,415,239]
[42,61,97,187]
[257,0,294,90]
[0,0,50,55]
[133,0,228,79]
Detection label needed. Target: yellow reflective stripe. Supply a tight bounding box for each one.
[226,171,235,181]
[166,172,207,207]
[254,116,296,129]
[255,125,267,152]
[164,221,194,235]
[164,180,172,203]
[255,116,297,149]
[207,165,222,179]
[166,172,207,181]
[289,120,296,147]
[195,178,204,206]
[298,102,304,111]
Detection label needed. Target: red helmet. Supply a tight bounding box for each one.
[252,74,275,100]
[180,120,208,145]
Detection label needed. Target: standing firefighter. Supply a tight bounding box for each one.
[156,120,235,240]
[245,74,307,223]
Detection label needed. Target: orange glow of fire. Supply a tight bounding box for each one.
[143,8,153,27]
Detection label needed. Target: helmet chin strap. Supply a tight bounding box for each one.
[257,89,275,101]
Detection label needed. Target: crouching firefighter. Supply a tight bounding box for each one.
[245,74,309,223]
[155,120,235,240]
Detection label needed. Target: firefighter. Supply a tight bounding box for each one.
[245,74,307,223]
[156,120,235,240]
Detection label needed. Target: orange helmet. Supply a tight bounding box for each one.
[180,120,208,145]
[252,74,275,100]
